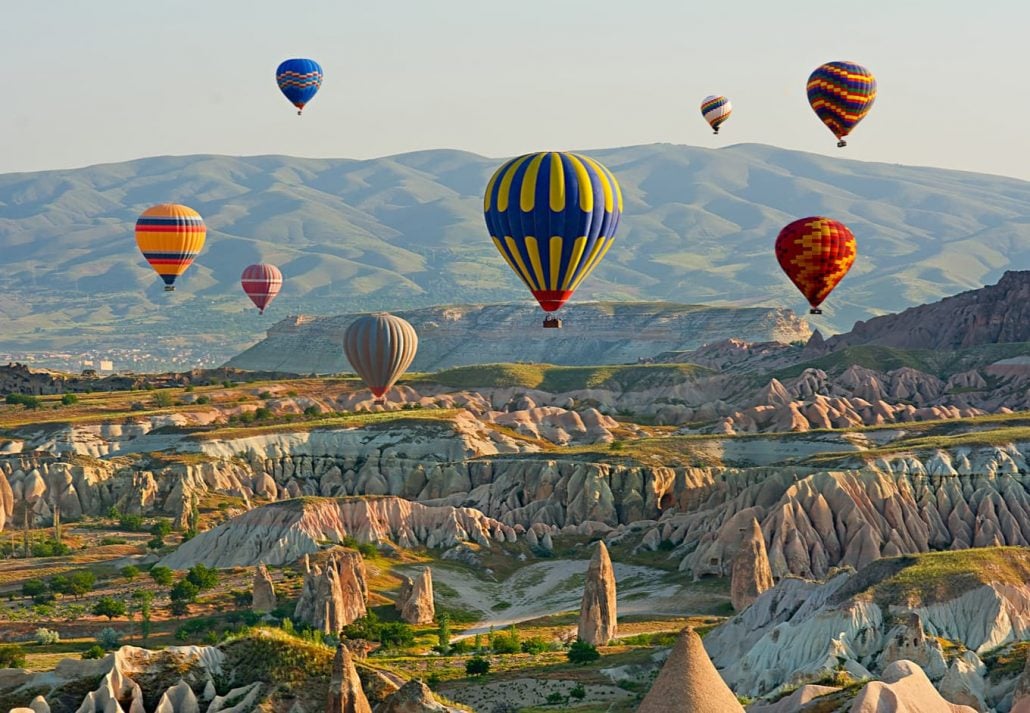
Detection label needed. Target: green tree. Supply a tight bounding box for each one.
[169,599,190,616]
[121,565,140,581]
[49,575,72,596]
[150,520,172,538]
[186,564,218,590]
[0,645,27,668]
[170,579,200,603]
[68,570,96,598]
[92,597,126,620]
[132,591,154,644]
[22,579,47,599]
[61,394,78,406]
[149,565,174,586]
[437,614,451,654]
[152,391,174,407]
[566,639,600,664]
[465,656,490,676]
[570,684,586,701]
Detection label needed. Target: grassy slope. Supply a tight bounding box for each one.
[415,363,712,392]
[769,342,1030,380]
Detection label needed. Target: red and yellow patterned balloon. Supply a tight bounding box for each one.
[775,217,856,314]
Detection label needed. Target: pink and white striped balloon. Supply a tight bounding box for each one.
[240,263,283,314]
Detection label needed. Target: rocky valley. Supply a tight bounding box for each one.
[3,275,1030,711]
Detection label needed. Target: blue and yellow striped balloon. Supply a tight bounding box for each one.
[483,152,623,312]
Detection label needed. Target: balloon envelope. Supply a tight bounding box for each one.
[483,151,623,312]
[807,61,876,144]
[701,95,732,133]
[241,263,283,314]
[775,217,856,311]
[276,58,323,113]
[343,313,419,398]
[134,204,206,290]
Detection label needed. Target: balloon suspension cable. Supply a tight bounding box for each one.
[837,140,847,148]
[809,308,823,315]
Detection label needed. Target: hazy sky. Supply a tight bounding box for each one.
[4,0,1028,180]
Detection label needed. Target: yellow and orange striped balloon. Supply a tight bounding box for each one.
[134,204,207,291]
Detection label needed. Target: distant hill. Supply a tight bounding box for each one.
[814,269,1030,353]
[2,143,1029,366]
[225,301,810,373]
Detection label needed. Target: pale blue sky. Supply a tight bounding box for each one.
[3,0,1027,179]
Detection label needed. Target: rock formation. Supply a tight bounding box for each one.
[252,563,276,614]
[823,270,1030,353]
[158,496,517,568]
[745,685,840,712]
[636,627,744,713]
[327,643,372,713]
[848,660,977,712]
[294,548,368,634]
[375,680,463,713]
[577,541,617,646]
[396,568,434,625]
[729,518,773,611]
[228,302,810,374]
[1011,652,1030,713]
[705,549,1030,704]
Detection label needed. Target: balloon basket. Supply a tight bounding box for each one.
[164,286,175,292]
[837,140,847,148]
[713,129,719,135]
[809,308,823,315]
[543,317,563,329]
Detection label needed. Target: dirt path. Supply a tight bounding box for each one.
[402,558,714,636]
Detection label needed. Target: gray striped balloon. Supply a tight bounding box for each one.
[343,313,419,398]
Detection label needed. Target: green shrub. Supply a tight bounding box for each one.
[150,565,174,586]
[567,639,600,664]
[22,579,47,599]
[195,395,211,404]
[34,627,60,645]
[96,628,121,650]
[121,565,140,581]
[170,580,200,602]
[465,656,490,676]
[0,644,27,668]
[81,645,105,660]
[186,564,219,590]
[545,692,565,705]
[99,537,127,546]
[32,539,71,557]
[152,391,174,407]
[570,684,586,701]
[520,637,549,655]
[61,393,79,406]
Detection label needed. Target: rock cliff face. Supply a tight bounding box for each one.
[395,568,435,625]
[158,497,516,569]
[705,549,1030,708]
[327,644,371,713]
[820,270,1030,353]
[375,681,463,713]
[251,564,276,613]
[578,541,617,646]
[637,627,744,713]
[226,302,810,374]
[294,549,369,633]
[848,660,978,713]
[729,518,773,611]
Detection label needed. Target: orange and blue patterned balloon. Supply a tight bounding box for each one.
[775,217,856,314]
[135,204,207,292]
[483,152,623,313]
[701,95,732,134]
[807,61,876,147]
[276,58,323,115]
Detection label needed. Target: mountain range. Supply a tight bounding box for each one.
[2,143,1029,366]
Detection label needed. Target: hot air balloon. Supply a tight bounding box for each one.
[343,313,418,400]
[807,61,876,147]
[775,217,856,314]
[241,264,283,314]
[483,151,623,327]
[701,95,732,134]
[134,204,207,292]
[276,58,323,115]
